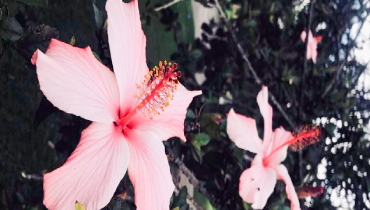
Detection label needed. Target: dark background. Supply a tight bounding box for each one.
[1,0,370,209]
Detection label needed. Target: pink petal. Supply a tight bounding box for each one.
[43,122,130,210]
[274,165,301,210]
[306,45,313,61]
[311,44,318,63]
[126,129,175,209]
[106,0,149,114]
[130,83,201,141]
[264,127,293,166]
[300,31,307,42]
[239,161,277,209]
[308,31,314,41]
[32,39,120,123]
[256,86,273,155]
[226,108,262,154]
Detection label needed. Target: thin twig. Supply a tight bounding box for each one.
[214,0,296,129]
[298,0,316,186]
[299,0,315,116]
[154,0,184,11]
[21,171,43,181]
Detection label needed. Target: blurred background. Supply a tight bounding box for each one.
[1,0,370,209]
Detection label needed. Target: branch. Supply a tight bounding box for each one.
[299,0,315,114]
[173,185,204,210]
[154,0,184,12]
[213,0,296,129]
[298,0,316,186]
[168,151,218,208]
[21,171,43,181]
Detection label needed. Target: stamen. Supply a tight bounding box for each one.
[118,61,181,128]
[135,61,181,120]
[263,125,321,166]
[289,125,321,151]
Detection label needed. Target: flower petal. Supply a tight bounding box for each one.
[264,127,293,166]
[227,108,262,154]
[239,162,277,209]
[126,129,175,210]
[31,39,120,123]
[306,45,313,61]
[256,86,273,155]
[106,0,148,114]
[311,43,318,63]
[131,83,201,141]
[300,31,307,42]
[274,165,301,210]
[43,122,130,210]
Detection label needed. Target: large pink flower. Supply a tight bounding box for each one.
[301,30,322,63]
[31,0,201,209]
[227,87,301,210]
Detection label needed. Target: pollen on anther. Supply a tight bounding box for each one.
[289,125,321,151]
[135,61,181,120]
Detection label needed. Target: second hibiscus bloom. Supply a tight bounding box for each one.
[227,86,320,210]
[301,30,322,63]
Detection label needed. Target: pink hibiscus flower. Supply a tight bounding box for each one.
[227,86,320,210]
[31,0,201,209]
[301,30,322,63]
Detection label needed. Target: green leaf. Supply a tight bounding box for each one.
[93,51,102,62]
[192,133,210,150]
[243,20,257,28]
[194,190,215,210]
[325,123,336,137]
[5,0,18,17]
[243,202,251,210]
[69,36,76,45]
[191,49,202,59]
[190,146,202,163]
[15,0,48,7]
[0,16,23,41]
[186,109,196,119]
[199,113,222,139]
[250,10,261,16]
[75,202,86,210]
[171,186,188,208]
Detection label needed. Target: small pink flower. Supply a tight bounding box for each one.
[301,30,322,63]
[227,87,318,210]
[31,0,201,209]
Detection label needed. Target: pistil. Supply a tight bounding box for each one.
[118,61,181,129]
[263,126,320,166]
